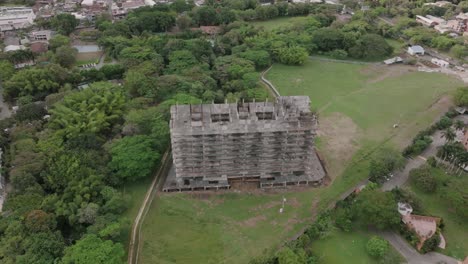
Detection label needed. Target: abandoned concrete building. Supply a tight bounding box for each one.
[163,96,326,192]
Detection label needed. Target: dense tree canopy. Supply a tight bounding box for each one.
[49,82,126,138]
[353,189,400,230]
[3,64,76,101]
[51,14,79,35]
[60,235,125,264]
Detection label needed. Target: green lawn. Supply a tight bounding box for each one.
[138,61,463,263]
[251,16,308,31]
[267,60,462,146]
[311,229,403,264]
[406,167,468,260]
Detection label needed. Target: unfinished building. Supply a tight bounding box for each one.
[163,96,326,192]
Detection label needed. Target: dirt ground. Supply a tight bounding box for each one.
[317,112,361,179]
[361,64,415,83]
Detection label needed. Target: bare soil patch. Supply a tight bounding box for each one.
[361,64,415,84]
[317,112,361,179]
[241,215,267,227]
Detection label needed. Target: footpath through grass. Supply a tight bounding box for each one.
[406,167,468,260]
[138,61,463,264]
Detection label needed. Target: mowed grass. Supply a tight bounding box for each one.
[267,60,463,145]
[140,151,374,264]
[138,61,463,263]
[406,168,468,260]
[311,229,403,264]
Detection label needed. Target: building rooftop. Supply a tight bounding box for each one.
[409,45,425,52]
[170,96,315,136]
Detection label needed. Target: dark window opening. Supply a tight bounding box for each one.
[208,181,219,184]
[256,111,274,120]
[293,171,305,176]
[211,113,230,122]
[184,179,190,185]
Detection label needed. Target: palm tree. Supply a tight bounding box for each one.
[454,120,465,131]
[442,128,456,142]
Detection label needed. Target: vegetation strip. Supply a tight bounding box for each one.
[128,149,172,264]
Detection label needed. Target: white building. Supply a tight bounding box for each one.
[431,58,449,68]
[3,44,25,52]
[0,7,36,32]
[407,45,425,56]
[29,30,54,41]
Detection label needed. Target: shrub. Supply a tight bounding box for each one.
[366,236,389,258]
[420,232,441,253]
[326,49,348,59]
[305,211,333,239]
[427,156,437,167]
[435,116,452,130]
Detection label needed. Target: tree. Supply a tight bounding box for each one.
[454,87,468,107]
[109,135,164,182]
[369,147,405,184]
[213,56,256,85]
[126,9,175,34]
[451,44,468,60]
[53,46,77,68]
[48,34,71,51]
[353,189,400,229]
[420,232,441,253]
[348,34,393,60]
[15,103,47,122]
[277,46,308,65]
[442,127,456,142]
[276,247,306,264]
[16,231,66,264]
[60,235,124,264]
[100,64,125,80]
[431,36,455,50]
[51,14,78,35]
[176,15,193,30]
[171,0,194,13]
[3,64,74,100]
[312,28,346,52]
[454,120,464,131]
[193,6,218,26]
[49,82,126,138]
[166,49,206,74]
[409,166,437,193]
[366,236,389,258]
[239,50,271,69]
[0,60,15,82]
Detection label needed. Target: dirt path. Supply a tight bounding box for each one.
[127,150,171,264]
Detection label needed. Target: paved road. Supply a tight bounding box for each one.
[378,231,459,264]
[382,130,445,191]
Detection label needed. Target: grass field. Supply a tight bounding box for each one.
[138,60,463,264]
[406,167,468,260]
[311,229,403,264]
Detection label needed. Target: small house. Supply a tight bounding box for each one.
[384,56,403,65]
[431,58,449,68]
[407,45,425,56]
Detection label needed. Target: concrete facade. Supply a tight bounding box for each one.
[163,96,326,192]
[0,7,36,32]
